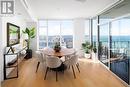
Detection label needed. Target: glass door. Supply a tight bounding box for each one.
[110,17,130,84]
[99,23,109,67]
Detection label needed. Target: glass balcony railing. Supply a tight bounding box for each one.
[98,40,130,84]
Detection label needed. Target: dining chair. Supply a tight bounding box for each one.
[63,55,80,78]
[64,51,77,61]
[61,50,77,67]
[35,50,46,73]
[43,47,52,50]
[44,56,62,81]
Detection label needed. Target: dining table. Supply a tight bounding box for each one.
[42,47,76,58]
[42,47,76,71]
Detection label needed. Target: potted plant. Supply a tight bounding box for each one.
[92,46,98,62]
[22,27,36,59]
[54,42,61,52]
[93,46,97,53]
[82,42,92,58]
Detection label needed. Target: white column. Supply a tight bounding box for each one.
[73,18,85,57]
[0,18,2,84]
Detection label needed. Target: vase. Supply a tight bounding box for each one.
[54,47,61,52]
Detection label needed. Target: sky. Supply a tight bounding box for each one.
[94,19,130,36]
[39,19,130,36]
[39,20,73,36]
[111,19,130,36]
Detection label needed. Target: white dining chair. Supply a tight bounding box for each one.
[44,56,62,81]
[35,50,46,73]
[64,51,77,61]
[63,55,80,78]
[60,51,75,68]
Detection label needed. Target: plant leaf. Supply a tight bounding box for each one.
[25,28,30,35]
[22,30,26,33]
[31,27,35,32]
[30,35,35,38]
[30,30,35,36]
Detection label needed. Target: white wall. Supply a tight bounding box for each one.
[73,18,85,57]
[26,22,38,57]
[0,0,34,83]
[0,18,2,86]
[0,15,26,81]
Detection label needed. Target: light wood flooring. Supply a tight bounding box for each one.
[2,58,127,87]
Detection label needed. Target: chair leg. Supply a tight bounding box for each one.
[62,65,64,74]
[72,65,76,79]
[44,67,49,80]
[76,64,80,73]
[68,66,70,69]
[56,70,58,81]
[36,61,40,73]
[77,63,79,66]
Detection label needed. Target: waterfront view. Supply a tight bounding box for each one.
[98,36,130,51]
[39,35,73,49]
[38,20,74,49]
[93,35,130,49]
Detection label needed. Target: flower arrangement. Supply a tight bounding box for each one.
[54,42,61,52]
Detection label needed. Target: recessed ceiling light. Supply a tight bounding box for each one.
[75,0,86,3]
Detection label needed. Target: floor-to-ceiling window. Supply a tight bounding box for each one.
[61,20,73,48]
[98,16,130,84]
[98,0,130,84]
[38,20,47,49]
[38,20,73,49]
[48,20,61,47]
[99,23,109,66]
[110,17,130,84]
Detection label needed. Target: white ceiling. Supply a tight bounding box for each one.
[26,0,119,19]
[15,0,33,21]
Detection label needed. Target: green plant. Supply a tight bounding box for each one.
[54,42,61,52]
[82,42,92,53]
[22,27,36,49]
[93,46,97,53]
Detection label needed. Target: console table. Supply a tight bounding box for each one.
[3,46,27,80]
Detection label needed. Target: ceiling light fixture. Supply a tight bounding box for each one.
[75,0,86,3]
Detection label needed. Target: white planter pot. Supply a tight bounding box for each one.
[85,53,90,59]
[92,52,98,62]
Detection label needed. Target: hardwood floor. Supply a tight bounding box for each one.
[2,58,127,87]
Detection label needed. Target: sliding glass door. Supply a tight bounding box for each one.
[110,17,130,84]
[99,24,109,66]
[98,15,130,84]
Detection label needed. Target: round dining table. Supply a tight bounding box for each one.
[42,47,76,58]
[42,47,76,71]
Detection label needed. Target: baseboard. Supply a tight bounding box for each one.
[99,61,129,87]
